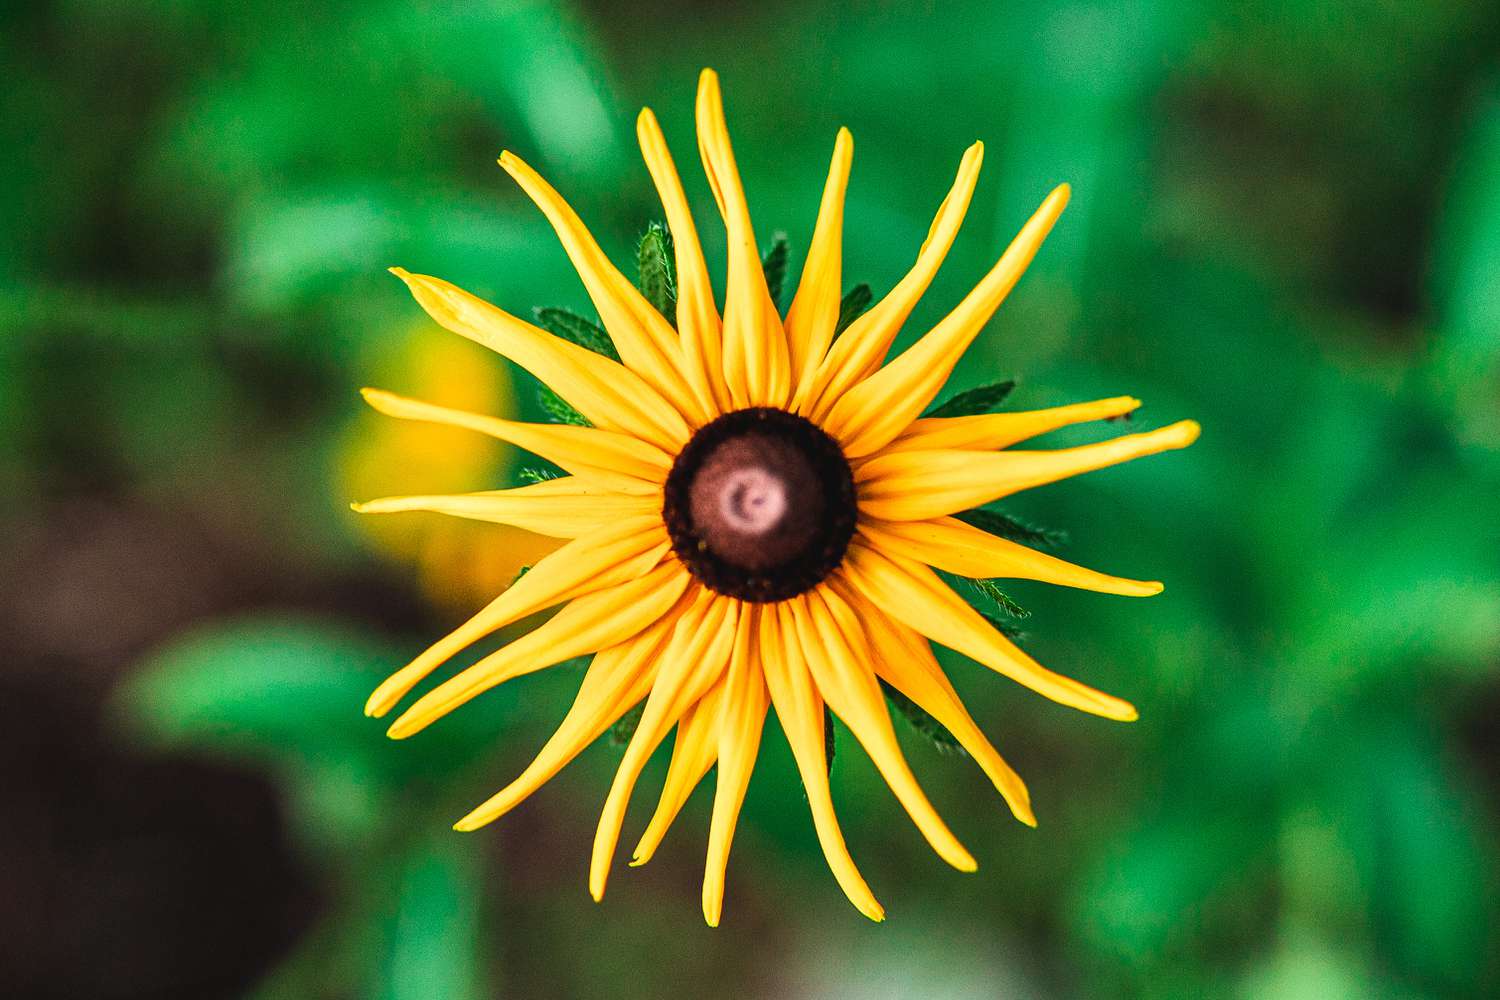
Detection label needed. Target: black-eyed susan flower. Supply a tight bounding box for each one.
[355,68,1198,925]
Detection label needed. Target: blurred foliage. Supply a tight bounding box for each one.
[5,0,1500,998]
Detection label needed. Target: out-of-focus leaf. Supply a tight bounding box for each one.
[1431,82,1500,450]
[120,616,389,752]
[116,616,397,849]
[1333,718,1496,992]
[1073,808,1270,967]
[430,4,626,185]
[377,834,490,1000]
[117,614,536,854]
[1234,929,1379,1000]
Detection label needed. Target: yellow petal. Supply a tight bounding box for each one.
[795,142,983,417]
[793,589,976,872]
[636,107,729,415]
[695,68,791,408]
[856,420,1201,520]
[883,396,1142,453]
[629,675,726,867]
[784,128,854,388]
[497,152,710,427]
[360,388,668,493]
[857,517,1163,597]
[762,599,883,922]
[834,582,1034,826]
[352,477,658,539]
[454,616,679,832]
[364,516,667,718]
[590,590,737,902]
[388,268,689,451]
[824,184,1071,457]
[386,561,690,739]
[842,542,1138,721]
[701,606,768,926]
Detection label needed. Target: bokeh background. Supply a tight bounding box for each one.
[5,1,1500,997]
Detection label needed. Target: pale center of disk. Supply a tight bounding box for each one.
[718,467,787,535]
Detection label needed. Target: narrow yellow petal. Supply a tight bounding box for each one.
[388,268,689,451]
[386,562,690,739]
[762,600,884,922]
[590,591,738,902]
[784,128,854,387]
[834,583,1034,826]
[695,68,791,408]
[856,420,1201,521]
[701,607,768,926]
[842,542,1138,721]
[361,388,668,493]
[629,675,726,866]
[857,517,1163,597]
[497,152,710,427]
[883,396,1142,453]
[636,107,729,415]
[364,516,667,718]
[454,618,678,832]
[793,589,976,872]
[353,477,658,539]
[824,184,1071,457]
[795,142,983,417]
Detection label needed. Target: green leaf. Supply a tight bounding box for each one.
[610,701,644,747]
[823,703,836,773]
[636,221,677,323]
[955,507,1067,549]
[881,680,964,755]
[533,306,619,361]
[968,577,1032,620]
[537,382,588,426]
[934,569,1030,638]
[834,283,873,336]
[981,611,1026,641]
[924,379,1017,418]
[516,466,561,485]
[761,234,789,310]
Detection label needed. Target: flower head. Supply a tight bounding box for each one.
[356,69,1199,924]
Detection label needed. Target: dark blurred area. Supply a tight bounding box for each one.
[4,1,1500,997]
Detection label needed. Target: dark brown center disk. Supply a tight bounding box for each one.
[663,408,856,602]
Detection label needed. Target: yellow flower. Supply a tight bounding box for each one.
[355,69,1199,925]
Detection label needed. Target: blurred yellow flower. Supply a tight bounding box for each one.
[340,320,561,610]
[355,69,1198,924]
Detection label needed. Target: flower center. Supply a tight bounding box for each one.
[663,407,857,602]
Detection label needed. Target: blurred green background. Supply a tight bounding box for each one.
[5,1,1500,997]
